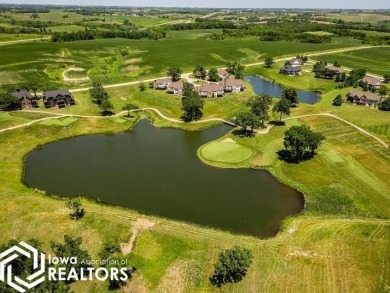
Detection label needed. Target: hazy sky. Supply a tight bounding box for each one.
[1,0,389,9]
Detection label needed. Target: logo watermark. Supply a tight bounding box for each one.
[0,241,131,292]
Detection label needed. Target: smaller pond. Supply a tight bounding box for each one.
[246,75,320,104]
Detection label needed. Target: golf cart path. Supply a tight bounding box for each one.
[1,109,389,148]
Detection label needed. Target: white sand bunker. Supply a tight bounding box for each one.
[220,138,236,143]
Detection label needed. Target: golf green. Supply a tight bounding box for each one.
[199,140,253,164]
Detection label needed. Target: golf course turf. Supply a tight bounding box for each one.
[199,139,254,164]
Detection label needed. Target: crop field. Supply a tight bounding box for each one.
[325,12,390,23]
[0,38,358,89]
[316,46,390,76]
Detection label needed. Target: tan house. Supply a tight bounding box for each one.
[220,78,245,93]
[11,89,38,109]
[154,78,172,90]
[325,65,343,74]
[289,58,302,67]
[218,69,229,80]
[360,76,382,89]
[348,89,383,108]
[198,84,224,98]
[167,80,184,95]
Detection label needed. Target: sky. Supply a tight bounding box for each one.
[0,0,389,9]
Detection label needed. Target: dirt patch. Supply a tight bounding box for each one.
[121,218,156,255]
[156,260,193,293]
[221,138,236,144]
[62,66,89,82]
[288,248,318,258]
[124,58,142,65]
[121,275,149,293]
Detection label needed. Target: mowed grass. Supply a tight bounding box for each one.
[199,140,253,163]
[316,46,390,76]
[0,114,389,292]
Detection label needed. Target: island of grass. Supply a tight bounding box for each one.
[199,138,253,164]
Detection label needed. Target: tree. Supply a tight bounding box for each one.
[333,61,341,67]
[181,82,204,122]
[378,86,388,96]
[210,246,253,287]
[282,125,325,162]
[236,110,261,132]
[0,93,20,111]
[378,97,390,111]
[100,99,114,116]
[226,61,245,79]
[66,198,86,220]
[250,94,272,128]
[273,98,291,121]
[282,88,299,105]
[122,103,139,117]
[90,82,109,105]
[139,82,147,91]
[264,57,274,68]
[208,68,220,82]
[167,67,182,82]
[50,235,92,284]
[193,65,207,80]
[333,94,343,106]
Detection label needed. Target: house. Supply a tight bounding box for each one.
[154,78,172,90]
[220,78,245,93]
[11,89,38,108]
[289,58,302,67]
[198,84,224,98]
[347,89,383,108]
[280,64,302,75]
[218,69,229,80]
[43,90,75,109]
[325,65,343,74]
[360,76,382,90]
[167,80,184,95]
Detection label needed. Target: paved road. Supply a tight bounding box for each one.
[0,37,50,46]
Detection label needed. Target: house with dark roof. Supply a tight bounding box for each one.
[198,84,224,98]
[218,69,229,80]
[360,76,382,90]
[220,78,245,93]
[280,65,302,75]
[154,78,172,90]
[11,89,38,109]
[167,80,184,95]
[347,89,383,108]
[43,90,75,109]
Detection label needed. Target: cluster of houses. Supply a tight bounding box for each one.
[11,88,75,109]
[347,76,386,108]
[153,69,245,98]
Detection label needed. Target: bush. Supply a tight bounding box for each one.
[333,94,343,106]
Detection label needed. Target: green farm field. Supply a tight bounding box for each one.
[0,38,359,89]
[315,46,390,76]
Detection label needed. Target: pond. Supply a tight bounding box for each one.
[246,75,320,104]
[24,119,304,237]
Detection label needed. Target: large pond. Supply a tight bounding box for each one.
[246,75,320,104]
[24,119,304,237]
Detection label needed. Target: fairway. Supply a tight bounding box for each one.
[199,139,253,163]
